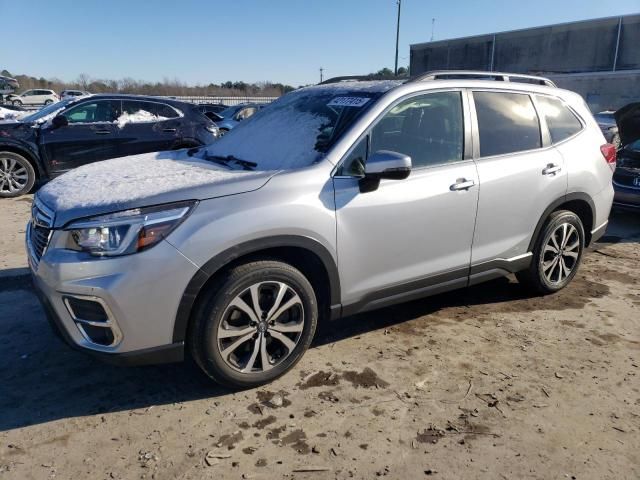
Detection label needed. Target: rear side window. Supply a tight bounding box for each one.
[122,100,179,119]
[536,96,583,144]
[474,91,541,157]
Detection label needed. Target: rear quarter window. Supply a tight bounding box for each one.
[536,95,583,144]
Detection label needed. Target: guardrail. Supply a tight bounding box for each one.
[165,96,278,105]
[2,96,278,113]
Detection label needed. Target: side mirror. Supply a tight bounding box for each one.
[51,115,68,129]
[359,150,411,193]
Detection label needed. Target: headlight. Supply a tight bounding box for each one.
[66,201,196,256]
[205,124,219,137]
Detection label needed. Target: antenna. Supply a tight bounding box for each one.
[319,67,324,83]
[431,18,435,41]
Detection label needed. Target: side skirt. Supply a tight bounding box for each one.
[337,253,532,318]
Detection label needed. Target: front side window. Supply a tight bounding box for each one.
[370,91,464,169]
[474,91,541,157]
[64,100,120,123]
[536,95,583,144]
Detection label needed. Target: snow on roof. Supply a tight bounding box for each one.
[38,149,256,211]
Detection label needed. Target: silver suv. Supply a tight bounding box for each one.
[27,71,615,388]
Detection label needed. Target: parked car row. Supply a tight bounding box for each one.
[0,94,219,196]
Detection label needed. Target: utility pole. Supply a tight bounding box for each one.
[319,67,324,83]
[394,0,402,76]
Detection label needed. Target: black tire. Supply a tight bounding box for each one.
[219,128,229,137]
[12,100,22,106]
[189,260,318,389]
[516,210,585,294]
[44,99,53,105]
[0,151,36,198]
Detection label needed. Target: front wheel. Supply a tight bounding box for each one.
[516,210,585,294]
[12,100,22,106]
[189,260,318,389]
[0,152,36,198]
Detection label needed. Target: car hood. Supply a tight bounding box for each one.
[37,149,277,228]
[614,102,640,147]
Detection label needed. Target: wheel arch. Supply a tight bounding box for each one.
[0,144,44,179]
[173,235,341,343]
[528,192,596,251]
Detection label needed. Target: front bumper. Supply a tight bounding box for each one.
[29,234,200,365]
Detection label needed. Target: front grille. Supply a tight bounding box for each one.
[613,168,640,189]
[29,223,51,262]
[28,198,54,266]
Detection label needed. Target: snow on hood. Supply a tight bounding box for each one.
[38,149,273,225]
[0,107,27,121]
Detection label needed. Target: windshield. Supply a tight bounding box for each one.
[218,105,242,118]
[204,83,397,170]
[22,99,73,123]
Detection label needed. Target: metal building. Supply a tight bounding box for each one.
[410,14,640,112]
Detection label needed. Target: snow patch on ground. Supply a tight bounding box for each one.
[116,110,169,128]
[38,150,256,211]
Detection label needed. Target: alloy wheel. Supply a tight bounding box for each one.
[0,156,29,194]
[216,281,305,374]
[541,222,580,284]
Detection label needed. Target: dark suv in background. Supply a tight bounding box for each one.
[0,94,219,197]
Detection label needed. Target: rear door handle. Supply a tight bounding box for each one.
[93,130,111,135]
[450,178,476,191]
[163,128,177,133]
[542,163,562,175]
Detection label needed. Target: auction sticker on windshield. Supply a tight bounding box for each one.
[327,97,371,108]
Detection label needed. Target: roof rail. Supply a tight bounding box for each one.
[409,70,556,87]
[319,75,402,85]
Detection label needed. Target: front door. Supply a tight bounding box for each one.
[334,91,479,310]
[40,99,122,174]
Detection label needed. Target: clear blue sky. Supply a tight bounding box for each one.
[2,0,638,87]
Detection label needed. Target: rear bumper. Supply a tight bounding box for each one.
[613,182,640,208]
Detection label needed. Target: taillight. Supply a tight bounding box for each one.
[600,143,616,171]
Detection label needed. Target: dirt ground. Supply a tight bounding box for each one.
[0,195,638,480]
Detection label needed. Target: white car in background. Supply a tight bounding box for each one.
[7,89,59,106]
[60,90,91,100]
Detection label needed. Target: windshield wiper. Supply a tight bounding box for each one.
[203,154,257,171]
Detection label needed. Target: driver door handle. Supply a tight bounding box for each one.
[542,163,562,175]
[93,130,111,135]
[450,178,476,191]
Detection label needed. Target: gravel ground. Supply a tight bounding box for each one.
[0,196,638,480]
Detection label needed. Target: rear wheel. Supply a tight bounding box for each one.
[0,152,36,198]
[189,260,318,389]
[44,99,53,105]
[516,210,584,294]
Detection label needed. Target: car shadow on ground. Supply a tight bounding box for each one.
[1,208,637,432]
[0,276,534,432]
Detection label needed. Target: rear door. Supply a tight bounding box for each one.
[39,99,121,174]
[469,90,567,268]
[118,100,182,155]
